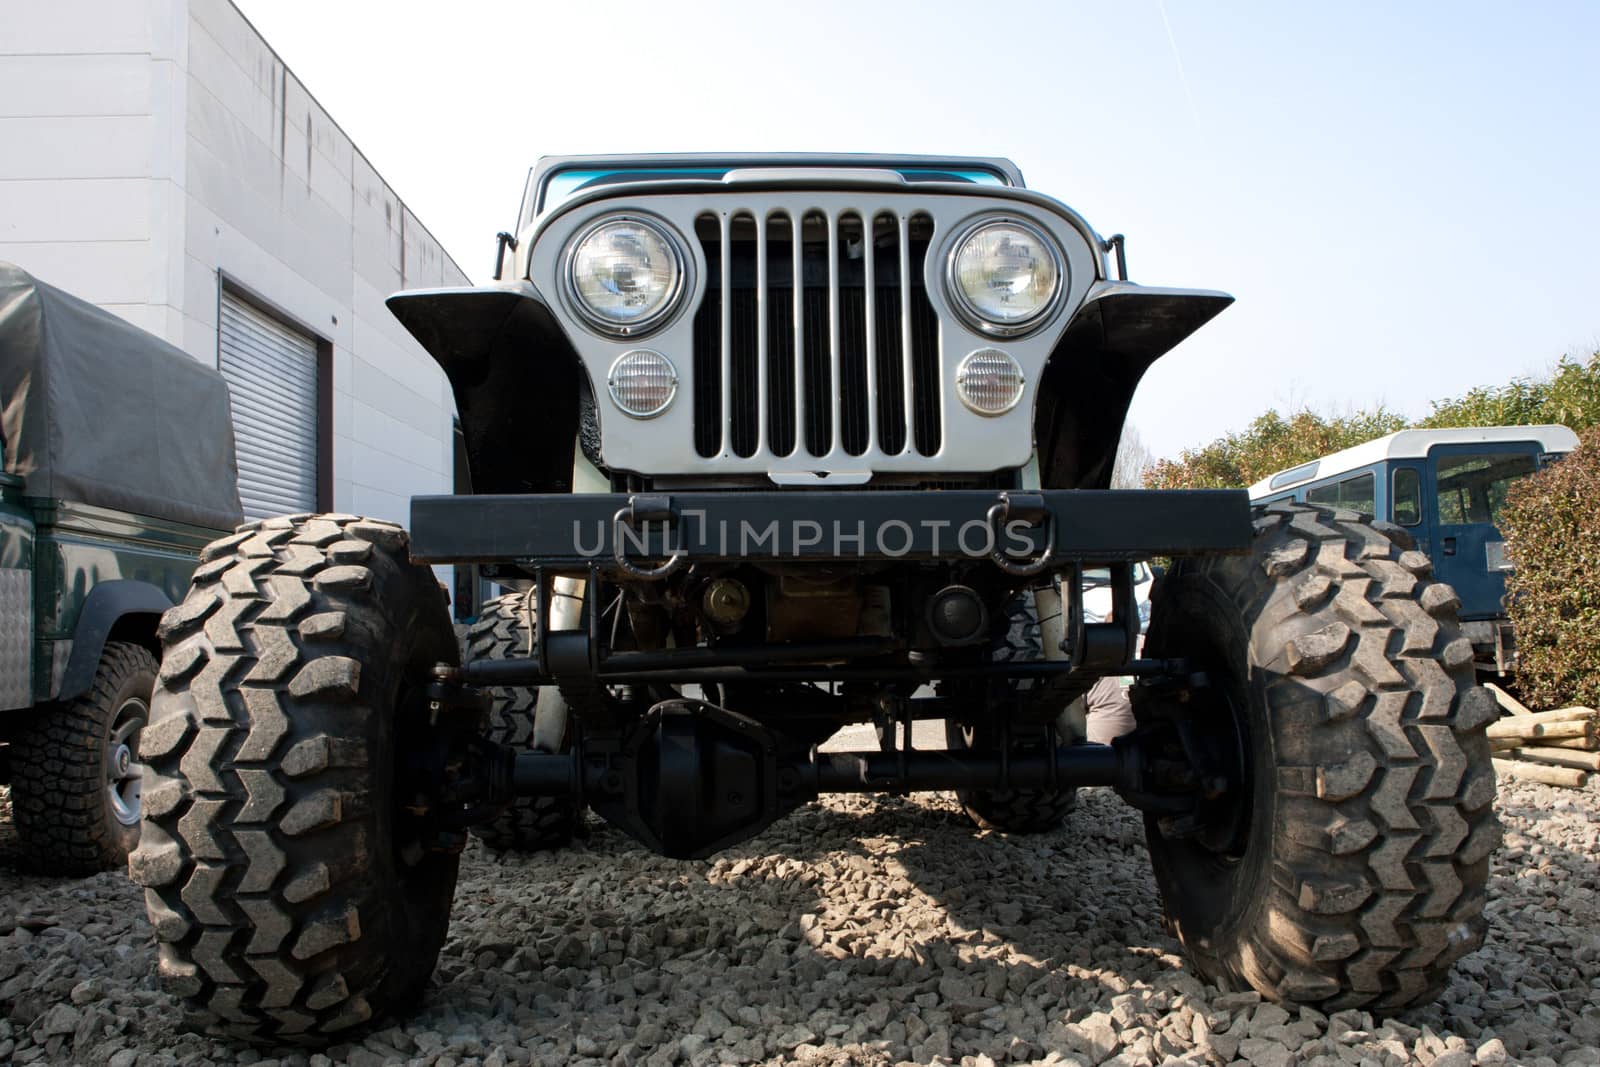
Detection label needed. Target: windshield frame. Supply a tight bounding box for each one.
[522,153,1024,229]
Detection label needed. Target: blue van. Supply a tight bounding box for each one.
[1250,425,1577,673]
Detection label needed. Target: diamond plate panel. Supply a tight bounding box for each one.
[0,568,33,710]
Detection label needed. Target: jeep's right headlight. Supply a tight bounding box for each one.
[946,217,1063,336]
[956,349,1025,415]
[565,215,685,336]
[608,350,678,418]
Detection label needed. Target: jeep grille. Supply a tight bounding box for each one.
[691,211,942,461]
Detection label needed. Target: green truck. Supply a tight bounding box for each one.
[0,262,242,875]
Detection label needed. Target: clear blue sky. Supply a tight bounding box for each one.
[235,0,1600,461]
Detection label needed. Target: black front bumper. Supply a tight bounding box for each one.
[410,488,1252,575]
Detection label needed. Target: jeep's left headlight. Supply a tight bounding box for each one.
[947,217,1063,335]
[565,215,685,336]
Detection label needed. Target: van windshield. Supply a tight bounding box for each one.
[1434,452,1537,525]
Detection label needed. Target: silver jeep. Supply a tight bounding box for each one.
[134,154,1498,1042]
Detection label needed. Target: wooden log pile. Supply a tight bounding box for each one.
[1484,683,1598,789]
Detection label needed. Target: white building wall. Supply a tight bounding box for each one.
[0,0,469,529]
[0,1,189,341]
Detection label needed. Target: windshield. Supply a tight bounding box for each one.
[539,166,1009,214]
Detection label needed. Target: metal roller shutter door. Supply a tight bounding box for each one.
[219,292,319,521]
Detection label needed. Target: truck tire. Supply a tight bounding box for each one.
[466,593,577,852]
[947,593,1078,833]
[1138,502,1498,1012]
[8,641,156,875]
[130,514,461,1041]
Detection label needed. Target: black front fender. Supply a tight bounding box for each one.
[1036,283,1233,489]
[387,283,591,494]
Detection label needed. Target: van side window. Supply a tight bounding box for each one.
[1270,461,1319,490]
[1341,472,1375,514]
[1392,468,1421,526]
[1307,472,1376,514]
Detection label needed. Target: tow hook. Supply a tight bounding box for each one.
[986,491,1056,577]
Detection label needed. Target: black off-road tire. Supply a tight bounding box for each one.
[1139,502,1498,1012]
[9,642,157,874]
[130,514,461,1042]
[948,593,1078,834]
[466,593,577,853]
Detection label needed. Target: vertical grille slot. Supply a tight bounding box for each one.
[836,213,870,457]
[764,213,797,456]
[908,212,941,456]
[693,212,722,458]
[872,212,907,456]
[801,211,831,456]
[728,212,759,457]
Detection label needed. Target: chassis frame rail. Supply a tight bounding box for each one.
[512,742,1137,797]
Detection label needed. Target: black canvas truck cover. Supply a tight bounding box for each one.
[0,262,244,531]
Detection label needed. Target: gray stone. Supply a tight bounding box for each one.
[1213,992,1264,1012]
[1248,1004,1292,1037]
[1067,1012,1119,1065]
[1238,1037,1292,1067]
[1476,1038,1510,1066]
[38,1004,81,1037]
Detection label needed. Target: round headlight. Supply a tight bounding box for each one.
[608,350,678,418]
[947,218,1063,334]
[566,216,684,335]
[956,349,1025,415]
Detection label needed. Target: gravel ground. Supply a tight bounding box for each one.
[1,773,1597,1067]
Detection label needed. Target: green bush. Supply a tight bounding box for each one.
[1498,426,1600,708]
[1418,352,1600,432]
[1146,351,1600,490]
[1145,408,1407,490]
